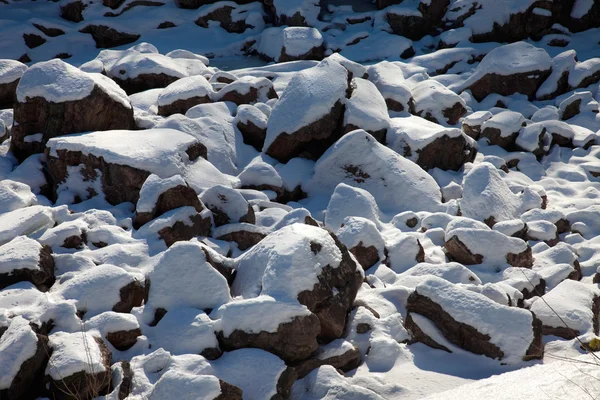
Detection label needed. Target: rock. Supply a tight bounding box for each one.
[264,59,349,163]
[215,223,266,250]
[386,0,450,40]
[138,206,213,247]
[195,3,262,33]
[234,104,268,151]
[85,312,141,351]
[213,76,278,105]
[0,236,55,291]
[176,0,256,9]
[257,27,325,63]
[461,111,492,140]
[266,0,320,27]
[133,174,206,229]
[343,78,390,143]
[293,339,361,378]
[103,0,125,8]
[0,317,50,400]
[367,61,414,113]
[46,332,112,400]
[559,91,599,121]
[33,23,65,37]
[23,33,46,49]
[200,185,255,227]
[45,128,203,205]
[0,60,27,109]
[11,59,133,162]
[463,42,552,102]
[215,296,321,362]
[412,80,467,125]
[157,75,213,116]
[60,0,86,23]
[79,25,141,49]
[407,276,543,362]
[480,110,526,150]
[335,216,385,269]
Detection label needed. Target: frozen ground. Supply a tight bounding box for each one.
[1,0,600,399]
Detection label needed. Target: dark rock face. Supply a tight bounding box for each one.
[24,33,47,49]
[102,0,125,8]
[79,25,141,49]
[265,101,346,163]
[237,119,266,151]
[278,45,325,63]
[216,380,243,400]
[111,73,181,95]
[33,23,66,37]
[480,124,525,151]
[217,229,265,251]
[216,85,278,106]
[445,235,533,268]
[47,337,113,400]
[217,313,321,362]
[106,328,141,351]
[113,280,145,313]
[158,212,213,247]
[349,243,380,269]
[11,86,134,162]
[133,184,206,229]
[468,70,552,102]
[60,0,87,23]
[195,5,251,33]
[296,233,363,340]
[0,327,50,400]
[542,296,600,339]
[0,78,19,109]
[406,291,543,361]
[175,0,256,9]
[405,313,451,353]
[386,0,450,40]
[0,245,55,291]
[414,134,477,171]
[293,344,361,378]
[158,95,211,116]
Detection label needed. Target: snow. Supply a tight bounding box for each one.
[0,236,42,275]
[149,308,218,356]
[0,179,36,213]
[0,205,54,246]
[414,276,535,364]
[157,75,213,106]
[264,58,348,149]
[46,331,106,380]
[47,129,199,178]
[0,59,27,84]
[136,174,187,214]
[344,78,390,133]
[412,80,466,125]
[0,316,38,389]
[258,27,323,61]
[367,61,412,108]
[200,185,250,223]
[273,0,320,26]
[151,370,222,400]
[571,0,595,18]
[16,59,130,108]
[481,111,525,137]
[107,51,208,81]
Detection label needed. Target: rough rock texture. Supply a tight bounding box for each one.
[133,184,206,229]
[405,313,451,353]
[237,119,266,151]
[296,233,363,339]
[386,0,450,40]
[158,212,213,247]
[195,5,251,34]
[406,291,543,361]
[112,73,181,95]
[468,70,552,102]
[0,245,55,291]
[60,0,86,23]
[415,135,477,171]
[0,78,19,109]
[0,328,50,400]
[79,25,141,49]
[11,86,134,162]
[113,280,145,313]
[293,344,361,378]
[216,83,278,106]
[217,312,321,363]
[106,328,142,351]
[445,235,533,268]
[47,337,113,400]
[216,229,265,251]
[216,380,244,400]
[158,94,211,116]
[349,243,380,269]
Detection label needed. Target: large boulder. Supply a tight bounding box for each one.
[412,80,467,125]
[212,76,278,105]
[11,59,134,162]
[257,27,325,63]
[367,61,414,113]
[157,75,213,116]
[0,316,50,400]
[46,332,112,400]
[0,236,55,291]
[480,110,526,150]
[343,78,390,143]
[461,42,552,102]
[0,60,27,109]
[263,59,350,163]
[232,223,363,340]
[200,185,254,227]
[45,128,205,205]
[406,276,543,362]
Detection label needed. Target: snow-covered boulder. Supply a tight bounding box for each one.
[157,75,213,116]
[133,174,207,230]
[294,339,361,379]
[530,280,600,339]
[462,42,552,102]
[0,179,36,213]
[233,223,362,339]
[214,223,267,250]
[412,79,467,125]
[0,316,49,400]
[0,236,55,291]
[45,128,206,205]
[60,0,86,22]
[200,185,255,227]
[264,59,350,163]
[10,59,133,161]
[558,91,599,121]
[257,26,325,62]
[45,331,112,400]
[0,59,27,109]
[0,205,55,246]
[79,24,140,49]
[195,2,264,33]
[343,78,390,143]
[212,76,277,105]
[480,110,526,150]
[267,0,320,26]
[85,311,141,351]
[145,241,231,320]
[367,61,414,112]
[406,276,543,363]
[445,221,533,268]
[462,111,492,139]
[388,116,477,171]
[309,130,443,214]
[385,0,450,40]
[336,216,385,269]
[234,104,268,151]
